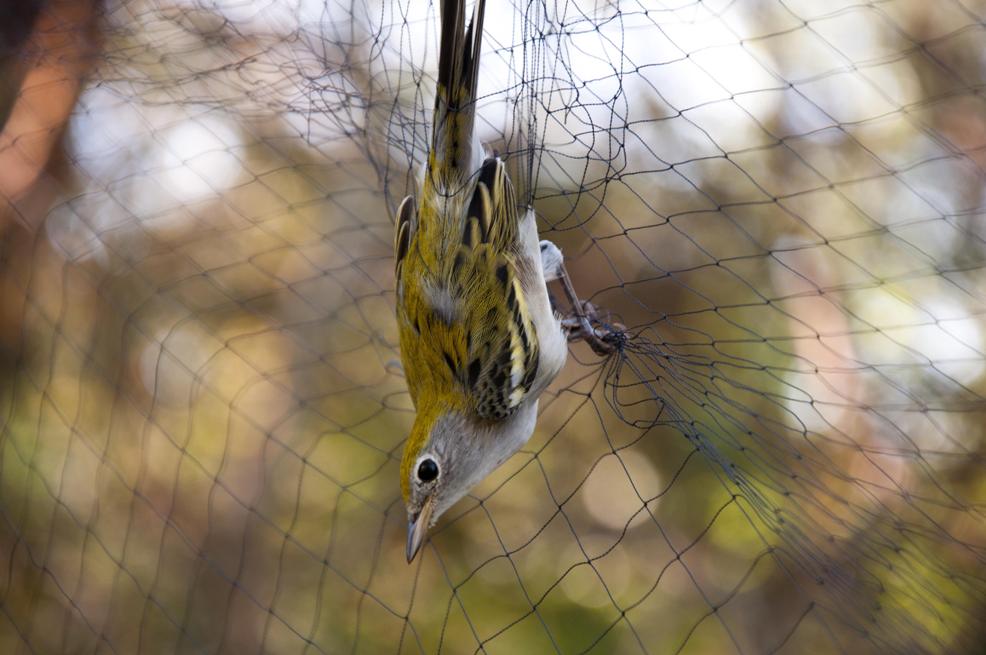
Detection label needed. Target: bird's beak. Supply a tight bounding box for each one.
[406,497,435,563]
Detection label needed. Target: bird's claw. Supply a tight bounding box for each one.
[541,241,624,356]
[561,301,625,355]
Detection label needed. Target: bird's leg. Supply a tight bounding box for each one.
[539,240,621,355]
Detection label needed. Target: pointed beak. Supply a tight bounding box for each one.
[406,497,435,563]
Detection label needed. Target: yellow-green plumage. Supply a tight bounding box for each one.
[395,3,613,564]
[398,160,538,406]
[395,0,544,503]
[396,155,541,502]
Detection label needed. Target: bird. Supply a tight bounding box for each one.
[394,0,615,562]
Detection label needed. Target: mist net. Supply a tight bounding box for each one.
[1,0,984,653]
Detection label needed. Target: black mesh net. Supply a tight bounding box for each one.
[1,0,985,653]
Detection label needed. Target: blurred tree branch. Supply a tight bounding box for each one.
[0,0,99,234]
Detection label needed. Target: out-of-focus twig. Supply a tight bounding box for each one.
[0,0,99,233]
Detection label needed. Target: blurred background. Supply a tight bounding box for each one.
[1,0,985,653]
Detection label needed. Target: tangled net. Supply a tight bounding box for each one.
[0,0,984,653]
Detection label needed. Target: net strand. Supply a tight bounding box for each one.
[1,0,985,653]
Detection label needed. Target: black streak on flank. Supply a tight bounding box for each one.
[467,201,487,243]
[492,368,507,389]
[523,352,539,389]
[467,358,481,388]
[495,263,508,287]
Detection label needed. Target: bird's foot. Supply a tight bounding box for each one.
[541,239,625,355]
[560,301,626,355]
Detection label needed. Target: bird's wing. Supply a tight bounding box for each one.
[396,158,540,420]
[394,194,415,284]
[471,156,519,251]
[459,248,541,419]
[452,159,540,419]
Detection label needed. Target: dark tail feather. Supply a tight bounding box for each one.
[432,0,486,186]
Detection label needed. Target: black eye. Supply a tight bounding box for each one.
[417,458,439,482]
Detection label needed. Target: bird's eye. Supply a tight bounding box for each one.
[417,458,439,482]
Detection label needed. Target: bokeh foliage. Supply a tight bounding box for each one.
[1,0,985,653]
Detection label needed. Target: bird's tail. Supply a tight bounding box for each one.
[430,0,486,192]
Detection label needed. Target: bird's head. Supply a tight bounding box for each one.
[401,398,537,562]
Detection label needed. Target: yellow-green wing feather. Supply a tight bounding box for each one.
[396,157,539,420]
[394,195,415,280]
[476,157,519,251]
[456,245,540,419]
